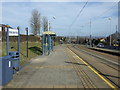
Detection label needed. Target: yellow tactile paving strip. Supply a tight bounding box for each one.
[67,47,117,90]
[65,49,96,88]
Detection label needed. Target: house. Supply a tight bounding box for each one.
[100,38,106,42]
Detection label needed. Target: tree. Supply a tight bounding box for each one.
[42,16,48,32]
[30,9,41,36]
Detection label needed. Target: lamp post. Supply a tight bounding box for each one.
[25,27,28,57]
[48,20,50,31]
[108,17,112,46]
[48,16,56,46]
[90,19,92,47]
[48,16,56,31]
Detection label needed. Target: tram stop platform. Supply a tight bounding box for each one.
[3,45,112,89]
[87,46,119,56]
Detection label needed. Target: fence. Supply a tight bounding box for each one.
[2,34,41,42]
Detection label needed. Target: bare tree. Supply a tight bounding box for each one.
[30,9,41,36]
[42,16,49,32]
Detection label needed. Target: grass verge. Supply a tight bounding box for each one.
[2,42,42,66]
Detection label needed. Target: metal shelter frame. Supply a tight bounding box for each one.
[42,31,56,55]
[6,25,20,73]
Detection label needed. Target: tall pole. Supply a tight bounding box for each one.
[17,26,20,56]
[109,18,112,46]
[26,27,28,57]
[42,35,45,55]
[17,26,20,70]
[48,20,49,31]
[116,25,118,40]
[90,19,92,47]
[6,25,10,56]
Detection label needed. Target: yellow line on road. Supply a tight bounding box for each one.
[67,48,117,90]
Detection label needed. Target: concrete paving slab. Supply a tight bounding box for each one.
[3,45,111,89]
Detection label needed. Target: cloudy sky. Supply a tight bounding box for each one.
[1,0,118,37]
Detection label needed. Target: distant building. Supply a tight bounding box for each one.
[100,38,105,42]
[0,24,13,42]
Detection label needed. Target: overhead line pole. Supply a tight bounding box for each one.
[116,25,118,40]
[90,19,92,48]
[108,18,112,46]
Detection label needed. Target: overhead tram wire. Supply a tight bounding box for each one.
[81,2,118,28]
[91,3,118,22]
[69,0,89,29]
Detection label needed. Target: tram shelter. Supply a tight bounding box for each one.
[42,31,56,55]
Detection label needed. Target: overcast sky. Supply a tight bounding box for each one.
[1,1,118,37]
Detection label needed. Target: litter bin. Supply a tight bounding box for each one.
[9,51,20,73]
[0,56,13,86]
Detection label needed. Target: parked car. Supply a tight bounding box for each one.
[113,41,119,47]
[97,43,104,48]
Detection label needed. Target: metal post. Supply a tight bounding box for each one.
[116,25,118,40]
[48,20,49,31]
[49,36,51,51]
[108,18,112,46]
[51,38,53,51]
[26,27,28,57]
[42,35,45,55]
[6,25,9,56]
[17,27,20,56]
[45,35,48,55]
[90,19,92,47]
[48,35,50,55]
[17,26,20,70]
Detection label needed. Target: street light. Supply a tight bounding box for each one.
[108,17,112,46]
[53,16,56,19]
[105,17,112,46]
[90,19,92,47]
[47,22,49,32]
[48,16,56,46]
[48,16,56,31]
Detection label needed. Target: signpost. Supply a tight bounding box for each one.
[6,26,20,72]
[0,25,20,86]
[9,28,18,36]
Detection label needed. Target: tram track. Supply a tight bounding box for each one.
[67,45,120,88]
[74,45,119,71]
[66,49,96,88]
